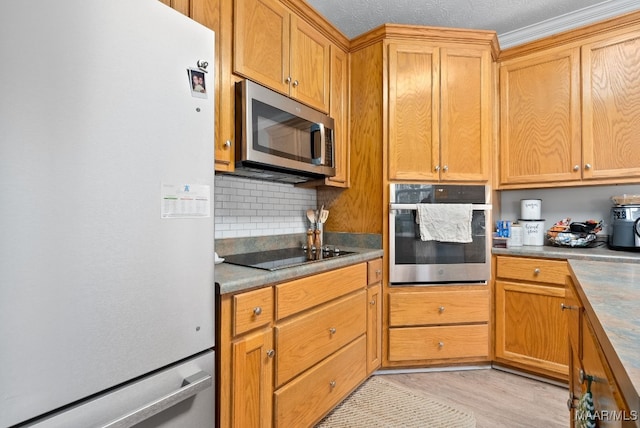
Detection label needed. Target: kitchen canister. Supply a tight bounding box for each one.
[508,223,523,247]
[520,199,542,220]
[519,219,545,246]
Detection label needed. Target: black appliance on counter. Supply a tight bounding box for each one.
[609,204,640,251]
[224,247,355,271]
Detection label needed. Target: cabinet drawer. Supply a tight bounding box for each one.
[274,336,367,428]
[275,290,366,386]
[496,256,569,285]
[233,287,274,336]
[389,289,489,326]
[388,324,488,361]
[367,258,383,285]
[276,263,366,320]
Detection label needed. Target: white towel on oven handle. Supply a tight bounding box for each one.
[416,204,473,243]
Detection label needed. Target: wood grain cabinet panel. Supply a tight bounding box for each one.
[499,47,582,186]
[389,324,488,361]
[582,29,640,182]
[234,0,330,112]
[274,336,367,428]
[275,290,366,387]
[495,256,569,380]
[388,42,491,182]
[233,287,274,336]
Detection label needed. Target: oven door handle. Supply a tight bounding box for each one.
[390,203,492,211]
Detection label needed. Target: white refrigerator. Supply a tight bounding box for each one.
[0,1,216,426]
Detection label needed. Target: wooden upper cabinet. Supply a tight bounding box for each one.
[388,42,440,181]
[234,0,330,113]
[582,29,640,181]
[388,42,491,182]
[440,46,491,181]
[499,47,582,186]
[324,44,349,187]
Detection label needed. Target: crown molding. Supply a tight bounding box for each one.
[498,0,640,49]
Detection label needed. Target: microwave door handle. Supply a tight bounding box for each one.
[310,123,323,165]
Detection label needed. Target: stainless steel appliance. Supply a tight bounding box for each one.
[0,1,216,426]
[233,79,336,183]
[224,247,354,271]
[389,184,492,284]
[609,204,640,251]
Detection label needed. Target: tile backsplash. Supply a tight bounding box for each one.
[214,175,316,239]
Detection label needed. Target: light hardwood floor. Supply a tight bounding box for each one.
[376,367,569,428]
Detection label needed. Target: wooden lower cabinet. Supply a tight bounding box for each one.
[386,286,490,366]
[494,256,569,380]
[274,336,367,427]
[566,276,636,428]
[219,259,382,428]
[231,329,274,428]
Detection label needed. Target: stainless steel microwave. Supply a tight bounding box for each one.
[233,80,336,183]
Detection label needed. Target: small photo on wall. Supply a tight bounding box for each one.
[188,68,207,99]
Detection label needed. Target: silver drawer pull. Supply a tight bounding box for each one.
[370,299,376,305]
[266,349,275,358]
[533,268,541,275]
[253,307,262,316]
[438,306,445,313]
[329,380,336,389]
[102,371,212,428]
[329,327,336,335]
[438,341,444,348]
[560,303,577,311]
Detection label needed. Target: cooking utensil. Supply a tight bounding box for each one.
[318,208,329,224]
[306,209,316,227]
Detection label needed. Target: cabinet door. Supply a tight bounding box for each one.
[234,0,290,95]
[440,46,491,181]
[289,16,330,112]
[388,42,440,181]
[231,329,274,428]
[582,29,640,181]
[325,44,349,187]
[366,283,382,374]
[495,280,569,378]
[499,47,581,185]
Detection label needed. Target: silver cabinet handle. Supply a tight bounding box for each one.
[376,269,382,277]
[329,327,336,335]
[285,76,292,84]
[573,165,580,171]
[224,140,231,148]
[585,163,592,170]
[438,306,445,313]
[266,349,275,358]
[561,303,577,311]
[292,79,299,87]
[438,341,444,348]
[370,299,376,305]
[253,307,262,316]
[434,165,440,172]
[329,380,336,388]
[102,371,212,428]
[533,268,541,275]
[442,165,448,172]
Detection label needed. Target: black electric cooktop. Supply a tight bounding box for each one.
[223,247,355,271]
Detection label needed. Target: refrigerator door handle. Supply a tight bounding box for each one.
[101,371,213,428]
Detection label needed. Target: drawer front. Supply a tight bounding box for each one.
[389,289,489,326]
[274,336,367,428]
[276,263,367,320]
[367,258,383,285]
[388,324,488,361]
[496,256,568,285]
[275,290,366,386]
[233,287,274,336]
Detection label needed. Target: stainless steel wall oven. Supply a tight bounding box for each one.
[389,184,491,285]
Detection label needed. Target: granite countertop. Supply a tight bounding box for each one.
[493,243,640,263]
[569,259,640,416]
[215,246,383,295]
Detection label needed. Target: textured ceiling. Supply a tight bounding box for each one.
[305,0,640,47]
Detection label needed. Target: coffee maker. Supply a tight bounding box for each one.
[608,204,640,251]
